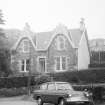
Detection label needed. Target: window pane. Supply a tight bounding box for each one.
[55,57,60,70]
[22,60,24,71]
[26,59,30,71]
[48,83,56,90]
[62,57,66,70]
[41,84,47,90]
[59,37,65,49]
[23,40,29,52]
[57,83,73,90]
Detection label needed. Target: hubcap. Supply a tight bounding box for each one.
[59,100,64,105]
[37,98,42,105]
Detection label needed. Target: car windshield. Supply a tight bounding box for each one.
[57,83,73,90]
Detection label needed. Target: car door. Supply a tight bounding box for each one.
[39,83,49,102]
[47,83,58,103]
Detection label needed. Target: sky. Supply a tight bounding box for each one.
[0,0,105,39]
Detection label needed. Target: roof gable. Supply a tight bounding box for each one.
[69,29,82,48]
[3,25,84,51]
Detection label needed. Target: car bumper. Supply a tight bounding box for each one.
[65,97,93,104]
[65,101,93,105]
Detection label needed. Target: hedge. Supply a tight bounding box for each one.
[0,76,36,88]
[48,68,105,84]
[0,68,105,88]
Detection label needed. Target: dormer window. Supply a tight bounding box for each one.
[57,35,66,50]
[22,39,30,52]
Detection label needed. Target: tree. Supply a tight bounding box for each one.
[0,10,5,36]
[0,49,12,77]
[0,10,12,76]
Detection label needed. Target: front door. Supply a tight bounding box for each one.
[39,58,46,72]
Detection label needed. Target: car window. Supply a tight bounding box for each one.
[40,83,48,90]
[57,83,73,90]
[48,83,56,90]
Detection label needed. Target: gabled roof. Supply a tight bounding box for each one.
[3,25,85,51]
[36,31,53,50]
[3,29,22,49]
[69,29,82,48]
[36,28,82,50]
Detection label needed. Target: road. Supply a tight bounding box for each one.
[0,101,36,105]
[0,95,104,105]
[0,95,36,105]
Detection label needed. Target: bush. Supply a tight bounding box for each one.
[34,73,52,85]
[0,87,27,97]
[0,76,36,88]
[48,68,105,84]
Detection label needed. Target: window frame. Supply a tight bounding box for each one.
[55,56,67,72]
[56,35,66,50]
[37,56,47,73]
[40,83,48,90]
[19,59,30,72]
[21,39,30,53]
[47,83,56,90]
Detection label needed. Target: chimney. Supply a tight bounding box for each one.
[80,18,85,32]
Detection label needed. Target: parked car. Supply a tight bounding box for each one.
[33,82,94,105]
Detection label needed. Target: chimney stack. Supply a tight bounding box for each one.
[80,18,85,32]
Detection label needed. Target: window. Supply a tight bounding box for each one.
[38,57,46,72]
[56,83,73,90]
[21,39,30,52]
[57,35,66,50]
[40,84,48,90]
[55,56,66,71]
[20,59,30,72]
[48,83,56,90]
[11,55,14,64]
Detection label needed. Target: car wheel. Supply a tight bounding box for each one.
[58,99,65,105]
[37,97,43,105]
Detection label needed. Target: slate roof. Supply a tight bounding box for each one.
[3,27,84,50]
[4,29,22,49]
[69,29,82,47]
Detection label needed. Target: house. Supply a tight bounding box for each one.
[89,38,105,67]
[4,20,90,76]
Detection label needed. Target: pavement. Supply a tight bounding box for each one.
[0,95,105,105]
[0,95,36,105]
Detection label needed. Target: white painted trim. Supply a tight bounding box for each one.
[37,56,47,73]
[19,59,29,73]
[54,56,67,72]
[78,30,85,47]
[47,26,75,49]
[21,39,30,53]
[11,35,36,51]
[36,24,75,51]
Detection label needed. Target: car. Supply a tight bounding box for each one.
[33,81,94,105]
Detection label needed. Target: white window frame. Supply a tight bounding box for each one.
[37,56,47,73]
[11,55,14,64]
[57,35,66,50]
[21,39,30,53]
[55,56,67,72]
[19,59,30,72]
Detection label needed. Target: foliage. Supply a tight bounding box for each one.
[0,49,12,77]
[0,87,27,97]
[34,73,53,85]
[0,76,36,88]
[49,68,105,84]
[0,10,4,24]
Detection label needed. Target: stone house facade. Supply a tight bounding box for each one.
[5,21,90,76]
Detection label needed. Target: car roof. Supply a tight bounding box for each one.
[43,81,69,84]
